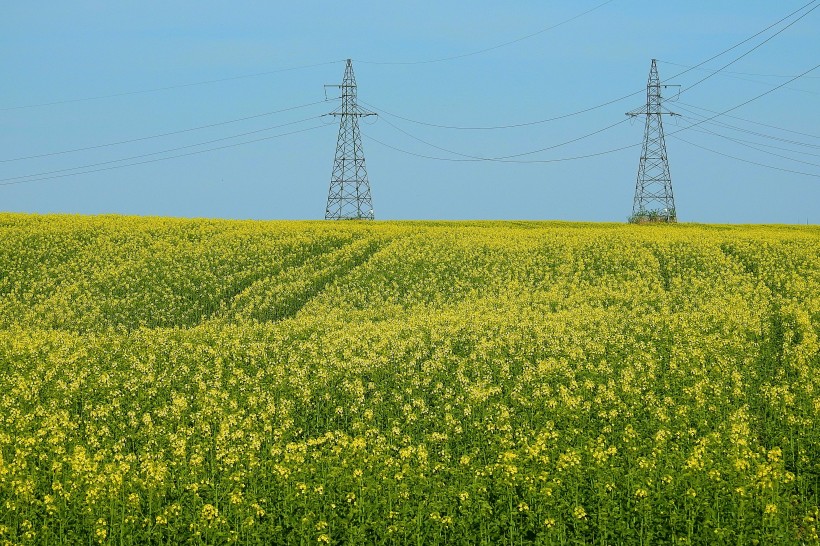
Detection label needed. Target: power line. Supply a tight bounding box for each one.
[1,115,325,183]
[686,125,820,168]
[4,3,815,197]
[1,60,345,111]
[670,134,820,178]
[354,0,615,66]
[1,99,333,163]
[359,91,642,130]
[667,63,820,140]
[661,0,819,84]
[0,125,329,187]
[368,120,820,181]
[372,63,819,165]
[366,61,819,170]
[702,73,818,96]
[9,64,810,188]
[369,117,820,181]
[660,66,820,96]
[684,124,820,158]
[364,59,818,166]
[675,101,820,139]
[3,3,615,112]
[673,104,820,149]
[364,132,639,164]
[658,59,820,79]
[661,57,820,178]
[376,114,630,160]
[677,1,819,95]
[358,2,819,133]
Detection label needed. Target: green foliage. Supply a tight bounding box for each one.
[629,208,677,224]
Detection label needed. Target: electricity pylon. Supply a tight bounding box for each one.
[627,59,678,223]
[324,59,376,220]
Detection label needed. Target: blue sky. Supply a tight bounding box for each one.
[1,1,818,223]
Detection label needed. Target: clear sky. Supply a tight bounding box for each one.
[1,1,818,223]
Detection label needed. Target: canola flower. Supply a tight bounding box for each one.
[0,213,818,544]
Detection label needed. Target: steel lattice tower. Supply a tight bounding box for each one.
[325,59,376,220]
[627,59,677,222]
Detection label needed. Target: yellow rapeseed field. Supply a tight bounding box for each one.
[0,213,818,544]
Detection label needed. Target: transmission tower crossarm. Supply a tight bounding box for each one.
[627,110,679,116]
[330,111,377,117]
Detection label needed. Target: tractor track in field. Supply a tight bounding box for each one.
[209,234,397,325]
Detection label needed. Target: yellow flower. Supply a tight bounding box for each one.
[764,504,778,515]
[201,504,218,521]
[94,519,107,543]
[573,506,587,520]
